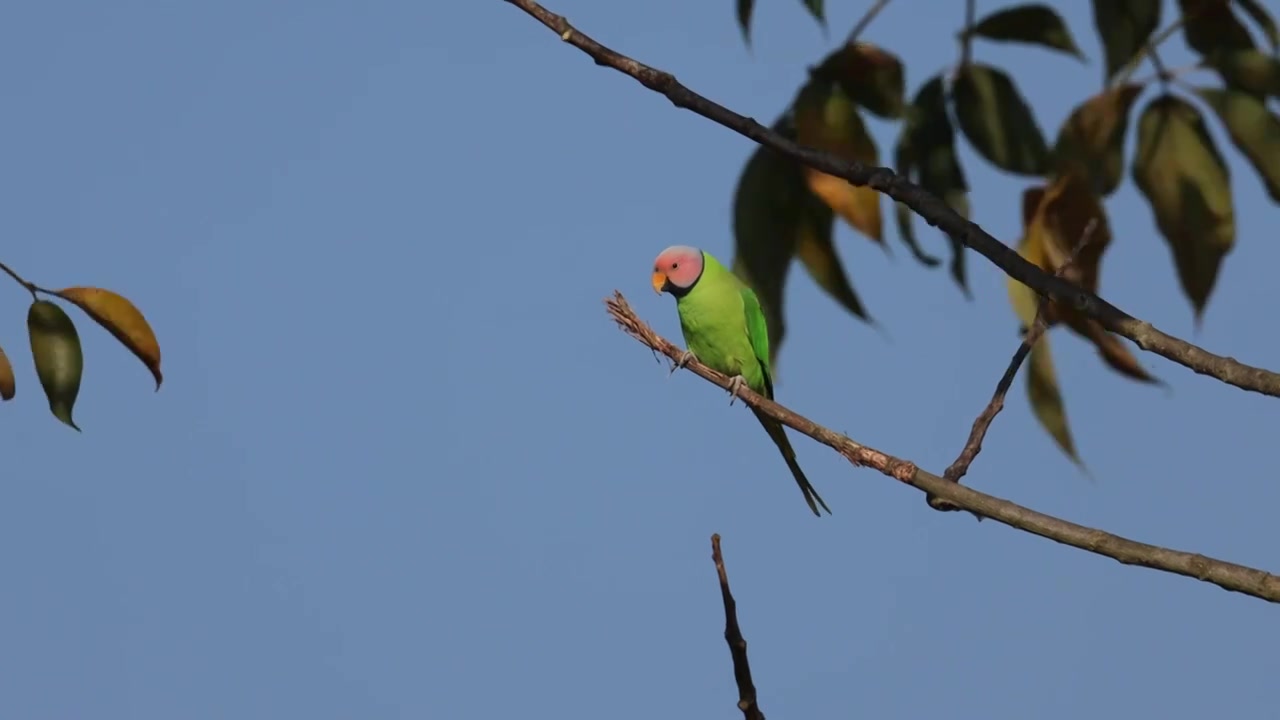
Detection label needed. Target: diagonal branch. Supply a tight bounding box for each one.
[605,291,1280,604]
[942,220,1100,490]
[506,0,1280,400]
[711,534,766,720]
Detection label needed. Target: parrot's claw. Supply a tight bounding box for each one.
[726,375,748,405]
[669,350,698,378]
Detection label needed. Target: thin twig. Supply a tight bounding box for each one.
[0,262,45,301]
[1112,13,1190,88]
[711,534,765,720]
[506,0,1280,400]
[941,220,1100,490]
[604,291,1280,604]
[846,0,892,44]
[958,0,977,67]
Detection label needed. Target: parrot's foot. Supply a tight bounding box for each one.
[669,350,698,378]
[726,374,748,405]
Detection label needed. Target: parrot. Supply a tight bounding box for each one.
[651,244,831,517]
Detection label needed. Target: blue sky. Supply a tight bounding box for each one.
[1,0,1277,717]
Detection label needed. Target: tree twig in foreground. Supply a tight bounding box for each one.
[505,0,1280,400]
[942,220,1100,492]
[604,291,1280,604]
[712,534,766,720]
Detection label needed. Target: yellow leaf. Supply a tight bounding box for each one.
[813,42,905,119]
[1052,84,1144,196]
[55,286,163,390]
[1132,94,1236,319]
[795,80,883,244]
[952,63,1050,176]
[1019,176,1164,385]
[0,344,14,401]
[28,300,83,431]
[732,118,808,359]
[1195,87,1280,202]
[794,192,872,322]
[1027,333,1082,466]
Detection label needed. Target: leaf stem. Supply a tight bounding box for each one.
[0,261,49,301]
[846,0,891,45]
[959,0,976,67]
[1111,13,1192,89]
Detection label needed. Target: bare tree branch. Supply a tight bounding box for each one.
[711,534,765,720]
[506,0,1280,400]
[846,0,892,44]
[604,291,1280,604]
[942,220,1100,489]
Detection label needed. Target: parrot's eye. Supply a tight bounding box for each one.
[672,262,679,269]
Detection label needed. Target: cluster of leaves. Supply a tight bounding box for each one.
[728,0,1280,463]
[0,270,162,430]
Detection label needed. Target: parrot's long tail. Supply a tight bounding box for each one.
[751,408,831,517]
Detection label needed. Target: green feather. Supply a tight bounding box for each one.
[671,250,832,516]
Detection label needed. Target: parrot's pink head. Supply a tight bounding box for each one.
[652,245,704,297]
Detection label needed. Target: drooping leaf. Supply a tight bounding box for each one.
[1021,175,1164,385]
[54,286,163,390]
[952,63,1050,176]
[794,191,873,323]
[896,75,972,290]
[736,0,755,45]
[1205,48,1280,99]
[794,80,883,244]
[968,3,1086,61]
[0,344,14,401]
[1132,94,1236,319]
[813,42,905,119]
[1235,0,1280,50]
[1179,0,1256,56]
[1007,215,1048,331]
[1091,0,1161,82]
[798,0,825,27]
[1195,87,1280,202]
[1052,84,1145,196]
[27,300,84,431]
[1027,333,1082,466]
[732,118,807,359]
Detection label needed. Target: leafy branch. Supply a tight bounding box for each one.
[505,0,1280,402]
[604,290,1280,603]
[0,260,163,429]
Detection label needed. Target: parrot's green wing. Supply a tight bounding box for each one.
[739,286,774,399]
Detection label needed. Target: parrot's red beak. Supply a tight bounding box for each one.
[651,271,668,294]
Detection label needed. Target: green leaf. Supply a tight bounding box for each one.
[1235,0,1280,50]
[1132,94,1236,320]
[1206,48,1280,98]
[1179,0,1256,56]
[968,3,1086,61]
[1195,86,1280,202]
[794,191,873,323]
[1052,84,1145,196]
[952,63,1050,176]
[736,0,755,45]
[798,0,825,27]
[1091,0,1161,82]
[896,75,972,290]
[814,42,905,119]
[1027,333,1082,466]
[27,299,84,431]
[731,118,807,360]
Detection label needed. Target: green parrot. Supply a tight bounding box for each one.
[651,245,831,517]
